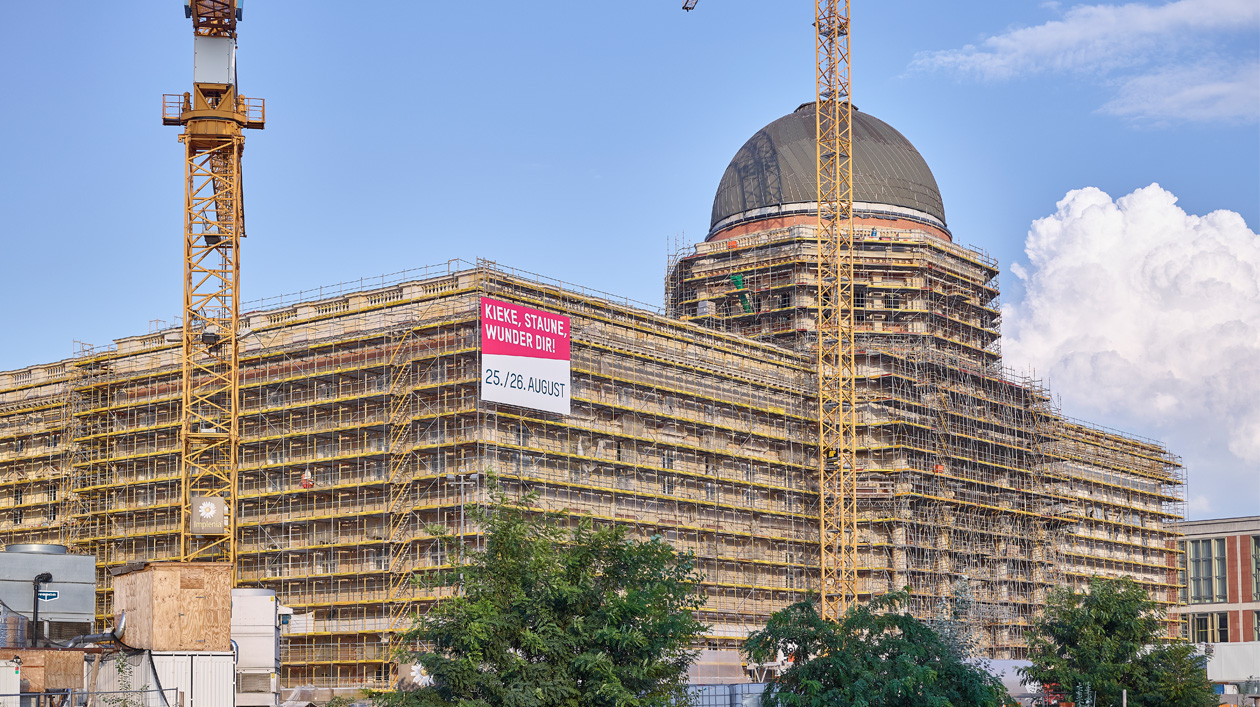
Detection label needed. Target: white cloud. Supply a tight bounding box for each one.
[1101,59,1260,123]
[1003,184,1260,516]
[911,0,1260,123]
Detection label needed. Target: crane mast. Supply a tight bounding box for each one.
[163,0,264,569]
[814,0,859,620]
[681,0,859,619]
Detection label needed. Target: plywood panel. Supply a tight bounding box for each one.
[149,567,181,651]
[111,563,231,651]
[11,649,84,692]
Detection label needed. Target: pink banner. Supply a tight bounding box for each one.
[480,297,570,361]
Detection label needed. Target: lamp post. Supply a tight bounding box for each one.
[445,472,481,593]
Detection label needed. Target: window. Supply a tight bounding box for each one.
[705,482,717,501]
[1216,539,1229,602]
[660,449,675,470]
[661,476,676,496]
[1184,612,1230,643]
[11,509,22,525]
[1188,538,1228,603]
[428,541,446,567]
[777,291,791,309]
[13,490,23,505]
[1252,536,1260,602]
[786,552,801,589]
[49,486,57,502]
[429,364,446,384]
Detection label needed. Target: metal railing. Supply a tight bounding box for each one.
[0,688,180,707]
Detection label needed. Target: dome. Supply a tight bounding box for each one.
[710,103,946,235]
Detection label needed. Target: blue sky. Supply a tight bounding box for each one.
[2,1,1257,516]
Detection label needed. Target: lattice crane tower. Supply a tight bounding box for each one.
[162,0,264,569]
[681,0,858,619]
[814,0,858,620]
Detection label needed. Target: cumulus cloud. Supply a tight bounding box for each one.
[1003,184,1260,514]
[911,0,1260,123]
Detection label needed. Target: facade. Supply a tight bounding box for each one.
[0,103,1188,691]
[2,262,821,690]
[667,103,1185,650]
[1173,516,1260,644]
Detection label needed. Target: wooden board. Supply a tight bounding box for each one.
[10,649,85,692]
[111,562,231,652]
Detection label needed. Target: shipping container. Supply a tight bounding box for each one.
[88,652,234,707]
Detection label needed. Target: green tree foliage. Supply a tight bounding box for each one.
[1020,576,1216,707]
[375,491,708,707]
[743,591,1010,707]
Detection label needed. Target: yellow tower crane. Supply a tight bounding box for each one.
[163,0,264,571]
[812,0,858,620]
[683,0,858,620]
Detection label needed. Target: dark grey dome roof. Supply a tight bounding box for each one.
[710,103,946,233]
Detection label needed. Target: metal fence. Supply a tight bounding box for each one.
[0,688,180,707]
[687,684,766,707]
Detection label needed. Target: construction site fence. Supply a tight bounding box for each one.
[0,689,180,707]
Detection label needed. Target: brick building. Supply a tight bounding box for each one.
[1174,515,1260,644]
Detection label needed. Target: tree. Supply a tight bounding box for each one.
[1020,576,1216,707]
[743,591,1010,707]
[375,490,708,707]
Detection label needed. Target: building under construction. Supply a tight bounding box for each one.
[0,103,1185,692]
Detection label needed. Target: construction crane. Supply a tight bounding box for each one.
[163,0,264,572]
[812,0,858,621]
[683,0,858,620]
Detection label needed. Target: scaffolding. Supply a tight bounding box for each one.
[0,242,1187,686]
[0,363,76,547]
[1,260,821,691]
[667,218,1185,657]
